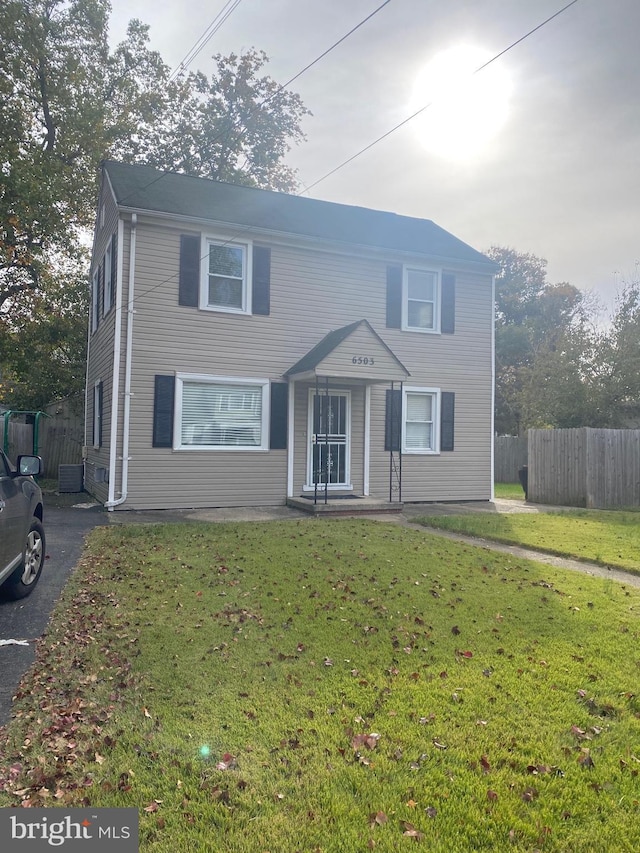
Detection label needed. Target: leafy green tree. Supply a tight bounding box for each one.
[127,49,309,193]
[1,0,309,408]
[487,247,599,433]
[597,280,640,426]
[0,260,88,409]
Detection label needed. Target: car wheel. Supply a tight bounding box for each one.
[2,519,46,600]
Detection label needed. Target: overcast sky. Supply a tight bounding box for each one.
[108,0,640,315]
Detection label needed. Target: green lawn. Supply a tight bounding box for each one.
[1,519,639,852]
[494,482,526,500]
[415,510,640,574]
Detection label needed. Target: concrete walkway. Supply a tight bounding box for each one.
[102,498,640,589]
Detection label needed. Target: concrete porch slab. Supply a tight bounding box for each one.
[286,496,403,515]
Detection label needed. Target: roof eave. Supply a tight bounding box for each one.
[113,202,496,271]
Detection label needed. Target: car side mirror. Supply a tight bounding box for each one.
[17,455,42,477]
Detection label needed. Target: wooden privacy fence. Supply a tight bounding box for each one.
[528,428,640,508]
[494,435,528,482]
[1,403,84,480]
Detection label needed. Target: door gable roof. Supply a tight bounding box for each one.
[284,320,410,382]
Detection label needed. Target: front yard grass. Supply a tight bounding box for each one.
[415,511,640,575]
[1,519,639,852]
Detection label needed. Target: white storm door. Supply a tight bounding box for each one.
[307,391,351,488]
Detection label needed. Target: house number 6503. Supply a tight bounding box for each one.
[352,356,375,365]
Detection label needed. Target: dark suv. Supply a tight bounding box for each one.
[0,451,45,599]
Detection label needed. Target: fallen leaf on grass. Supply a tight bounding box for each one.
[143,800,161,813]
[352,733,381,751]
[402,821,425,840]
[578,749,595,769]
[487,790,498,802]
[369,811,388,827]
[216,753,236,771]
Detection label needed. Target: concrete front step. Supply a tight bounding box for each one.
[286,496,403,515]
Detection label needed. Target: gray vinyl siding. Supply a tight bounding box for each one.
[369,269,494,502]
[99,215,492,510]
[84,183,123,503]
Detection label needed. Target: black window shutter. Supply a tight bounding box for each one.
[179,234,200,307]
[441,392,455,452]
[252,246,271,316]
[441,273,455,334]
[153,375,175,448]
[384,389,402,451]
[110,230,118,295]
[269,382,288,449]
[95,381,103,447]
[386,265,402,328]
[97,258,104,327]
[98,382,104,447]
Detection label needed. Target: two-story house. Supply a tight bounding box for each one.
[85,160,496,511]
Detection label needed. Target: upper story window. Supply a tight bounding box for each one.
[387,265,454,335]
[403,267,440,332]
[200,238,251,314]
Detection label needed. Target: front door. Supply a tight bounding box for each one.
[307,391,351,489]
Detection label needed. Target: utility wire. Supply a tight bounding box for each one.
[301,0,581,194]
[169,0,244,83]
[115,0,580,308]
[118,0,394,205]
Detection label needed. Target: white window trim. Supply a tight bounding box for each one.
[402,386,440,454]
[199,234,252,315]
[402,265,442,334]
[174,373,269,451]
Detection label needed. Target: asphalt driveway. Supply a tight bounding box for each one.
[0,502,105,727]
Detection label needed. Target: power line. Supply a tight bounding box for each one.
[169,0,244,83]
[115,0,581,308]
[265,0,392,107]
[118,1,394,204]
[300,0,581,194]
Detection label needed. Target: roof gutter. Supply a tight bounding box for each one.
[105,213,136,509]
[113,205,499,274]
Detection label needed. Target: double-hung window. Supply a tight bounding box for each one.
[403,388,439,453]
[200,238,251,313]
[176,375,268,450]
[403,267,440,332]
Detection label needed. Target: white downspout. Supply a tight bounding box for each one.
[490,273,496,502]
[286,380,295,498]
[105,213,136,509]
[363,384,371,495]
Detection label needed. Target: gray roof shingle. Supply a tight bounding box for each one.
[103,160,496,268]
